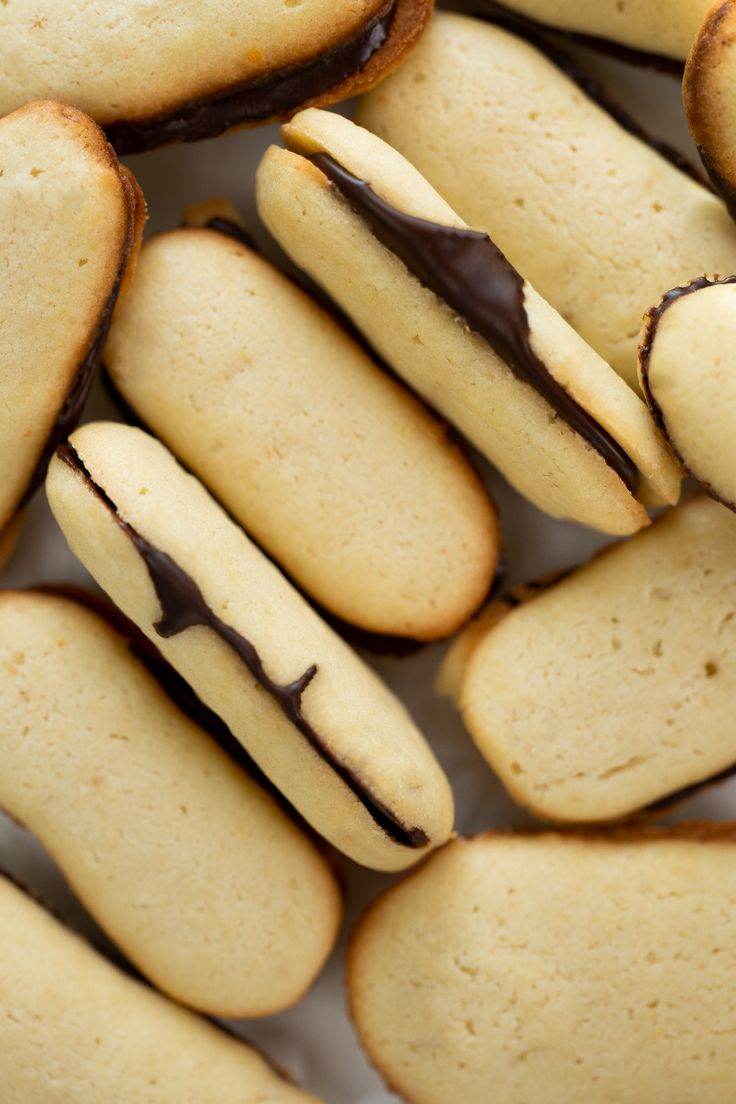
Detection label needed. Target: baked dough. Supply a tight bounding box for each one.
[349,829,736,1104]
[104,223,499,641]
[257,108,680,535]
[358,13,736,388]
[0,873,321,1103]
[0,589,341,1017]
[46,422,454,872]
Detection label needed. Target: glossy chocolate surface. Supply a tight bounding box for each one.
[57,443,428,849]
[309,153,639,493]
[105,3,395,154]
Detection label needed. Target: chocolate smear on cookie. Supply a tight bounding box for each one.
[57,443,428,849]
[307,153,639,494]
[105,3,395,154]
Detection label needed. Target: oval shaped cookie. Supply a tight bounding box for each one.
[257,108,680,535]
[357,13,736,388]
[684,0,736,215]
[640,278,736,510]
[0,873,321,1104]
[0,1,430,154]
[476,0,712,63]
[46,422,454,872]
[349,829,736,1104]
[0,100,143,541]
[457,495,736,822]
[104,223,499,642]
[0,589,341,1017]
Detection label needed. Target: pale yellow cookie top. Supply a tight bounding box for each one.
[358,13,736,387]
[0,1,386,123]
[461,496,736,822]
[0,100,133,533]
[495,0,713,60]
[349,830,736,1104]
[0,874,321,1103]
[105,226,499,640]
[641,281,736,509]
[0,589,341,1018]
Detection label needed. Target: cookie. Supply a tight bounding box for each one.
[104,220,499,642]
[684,0,736,216]
[348,828,736,1104]
[46,422,454,872]
[0,100,143,544]
[452,496,736,823]
[472,0,712,64]
[0,872,321,1103]
[0,589,341,1017]
[640,278,736,510]
[257,108,680,535]
[357,12,736,389]
[0,1,431,154]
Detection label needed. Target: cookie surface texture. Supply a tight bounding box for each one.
[640,278,736,510]
[46,422,454,872]
[0,100,141,537]
[0,589,341,1017]
[0,1,432,151]
[460,496,736,822]
[357,13,736,388]
[257,108,680,535]
[349,830,736,1104]
[105,225,499,641]
[0,874,322,1104]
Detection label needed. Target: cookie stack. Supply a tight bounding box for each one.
[1,3,736,1101]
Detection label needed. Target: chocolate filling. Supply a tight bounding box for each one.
[105,3,395,155]
[639,275,736,510]
[307,153,639,494]
[469,0,684,74]
[56,442,428,849]
[202,217,258,252]
[645,762,736,814]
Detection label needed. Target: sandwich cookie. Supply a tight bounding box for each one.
[104,218,499,642]
[357,13,736,389]
[0,873,322,1104]
[0,100,143,544]
[257,108,680,535]
[451,496,736,823]
[640,277,736,511]
[469,0,712,66]
[46,423,454,872]
[0,0,432,154]
[0,589,341,1017]
[684,0,736,216]
[349,829,736,1104]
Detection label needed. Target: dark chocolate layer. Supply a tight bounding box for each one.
[203,217,258,252]
[105,3,394,154]
[470,0,684,74]
[639,275,736,511]
[308,153,639,494]
[56,443,428,849]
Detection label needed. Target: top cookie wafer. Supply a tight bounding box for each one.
[0,0,432,152]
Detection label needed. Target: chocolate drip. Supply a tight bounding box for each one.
[105,3,394,155]
[469,0,684,74]
[309,153,639,494]
[56,443,428,849]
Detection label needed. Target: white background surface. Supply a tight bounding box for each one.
[2,13,735,1102]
